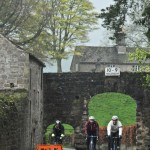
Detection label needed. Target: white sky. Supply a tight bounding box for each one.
[84,0,114,46]
[44,0,114,73]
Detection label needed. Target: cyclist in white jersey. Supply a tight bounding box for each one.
[107,115,122,150]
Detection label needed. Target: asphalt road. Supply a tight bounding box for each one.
[63,147,75,150]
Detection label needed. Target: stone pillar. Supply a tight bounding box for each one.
[136,89,150,150]
[74,99,88,150]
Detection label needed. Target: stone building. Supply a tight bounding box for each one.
[43,72,150,150]
[0,34,45,150]
[70,33,149,73]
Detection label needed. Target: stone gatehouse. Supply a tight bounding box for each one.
[43,72,150,150]
[0,34,150,150]
[0,34,45,150]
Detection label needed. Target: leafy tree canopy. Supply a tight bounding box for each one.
[98,0,150,85]
[30,0,98,72]
[0,0,98,72]
[99,0,128,40]
[0,0,47,46]
[129,47,150,86]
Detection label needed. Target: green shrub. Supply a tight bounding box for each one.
[0,90,27,120]
[45,124,74,144]
[88,92,136,126]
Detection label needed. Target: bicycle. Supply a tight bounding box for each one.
[51,136,63,150]
[107,136,120,150]
[112,136,120,150]
[52,135,63,144]
[88,135,98,150]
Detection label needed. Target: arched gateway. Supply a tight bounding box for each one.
[43,72,150,150]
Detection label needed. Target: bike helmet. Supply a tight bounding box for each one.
[89,116,95,120]
[56,120,61,124]
[112,115,118,120]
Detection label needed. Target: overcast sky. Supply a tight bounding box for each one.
[44,0,114,73]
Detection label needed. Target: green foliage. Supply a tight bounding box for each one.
[30,0,98,72]
[99,0,150,43]
[45,123,74,144]
[128,47,150,86]
[46,123,74,134]
[99,0,128,40]
[0,0,46,46]
[132,0,150,41]
[88,92,136,127]
[0,91,27,119]
[0,0,98,72]
[129,48,149,63]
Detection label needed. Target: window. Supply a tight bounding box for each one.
[132,65,139,72]
[76,64,79,71]
[30,68,32,89]
[107,64,115,68]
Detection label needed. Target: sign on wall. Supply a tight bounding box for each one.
[105,67,120,76]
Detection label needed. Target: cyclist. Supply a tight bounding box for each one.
[51,120,65,144]
[84,116,99,150]
[107,115,122,150]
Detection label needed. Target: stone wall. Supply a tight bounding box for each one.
[0,90,28,150]
[0,34,30,90]
[28,57,44,150]
[0,35,44,150]
[43,72,150,150]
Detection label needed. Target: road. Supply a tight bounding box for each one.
[63,147,75,150]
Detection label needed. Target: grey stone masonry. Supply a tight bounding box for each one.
[43,72,150,150]
[0,34,45,150]
[0,34,29,90]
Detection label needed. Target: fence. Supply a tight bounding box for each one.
[99,125,136,146]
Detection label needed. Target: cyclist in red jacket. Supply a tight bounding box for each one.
[84,116,99,150]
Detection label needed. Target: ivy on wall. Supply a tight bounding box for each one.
[0,90,28,120]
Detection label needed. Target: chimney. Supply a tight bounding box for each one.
[116,26,126,54]
[116,25,126,46]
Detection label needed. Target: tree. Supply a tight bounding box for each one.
[0,0,98,72]
[129,47,150,86]
[98,0,150,85]
[131,0,150,42]
[98,0,128,41]
[98,0,149,46]
[125,0,150,85]
[0,0,47,46]
[30,0,98,72]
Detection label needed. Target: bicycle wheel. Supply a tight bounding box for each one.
[116,144,120,150]
[89,142,94,150]
[113,143,116,150]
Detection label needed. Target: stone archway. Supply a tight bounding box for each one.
[44,123,75,147]
[43,72,150,150]
[88,92,137,126]
[87,92,137,149]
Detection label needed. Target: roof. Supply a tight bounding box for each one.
[0,34,45,67]
[76,46,135,63]
[29,53,46,67]
[72,46,148,65]
[70,46,149,68]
